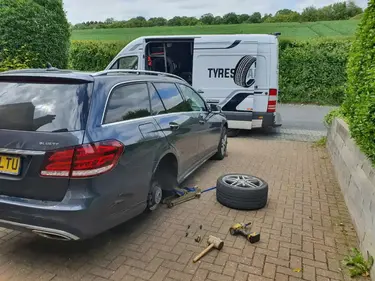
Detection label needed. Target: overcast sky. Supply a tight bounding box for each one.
[63,0,368,24]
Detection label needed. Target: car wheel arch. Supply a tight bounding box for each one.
[152,152,179,191]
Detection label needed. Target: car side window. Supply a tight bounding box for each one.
[153,83,190,113]
[111,56,138,70]
[148,83,167,115]
[104,83,151,124]
[178,84,207,112]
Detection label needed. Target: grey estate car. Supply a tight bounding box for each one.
[0,69,228,240]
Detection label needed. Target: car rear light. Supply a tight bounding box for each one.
[40,140,124,178]
[267,89,278,113]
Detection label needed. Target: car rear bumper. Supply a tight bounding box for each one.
[0,219,80,240]
[0,194,100,240]
[223,111,282,130]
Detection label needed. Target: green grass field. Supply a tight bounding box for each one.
[71,20,360,41]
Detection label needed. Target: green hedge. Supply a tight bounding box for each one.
[279,39,351,105]
[342,0,375,164]
[70,41,125,71]
[69,38,351,105]
[0,0,70,69]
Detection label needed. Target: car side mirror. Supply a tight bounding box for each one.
[210,104,222,112]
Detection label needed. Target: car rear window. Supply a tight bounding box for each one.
[0,81,91,132]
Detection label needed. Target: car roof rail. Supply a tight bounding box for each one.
[93,69,187,82]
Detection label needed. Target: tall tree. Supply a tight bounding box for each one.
[200,13,214,25]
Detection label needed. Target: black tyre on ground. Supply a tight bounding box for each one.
[212,126,228,160]
[233,55,257,88]
[216,174,268,210]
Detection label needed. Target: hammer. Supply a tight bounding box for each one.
[193,235,224,263]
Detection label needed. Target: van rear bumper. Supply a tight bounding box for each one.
[223,111,282,130]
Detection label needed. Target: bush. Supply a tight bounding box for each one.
[324,108,345,126]
[279,38,351,105]
[0,0,70,69]
[0,46,39,72]
[342,0,375,164]
[69,40,125,71]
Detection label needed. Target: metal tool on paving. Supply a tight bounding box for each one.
[229,222,261,244]
[163,186,202,208]
[193,235,224,263]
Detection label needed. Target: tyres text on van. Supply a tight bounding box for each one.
[208,68,235,79]
[208,68,255,79]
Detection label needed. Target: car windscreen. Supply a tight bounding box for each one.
[0,81,92,132]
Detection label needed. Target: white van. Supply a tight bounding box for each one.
[106,34,282,134]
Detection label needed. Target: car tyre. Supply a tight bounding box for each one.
[216,174,268,210]
[212,126,228,160]
[233,55,257,88]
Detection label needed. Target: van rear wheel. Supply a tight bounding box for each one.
[228,129,240,138]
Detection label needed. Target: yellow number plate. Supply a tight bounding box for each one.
[0,155,21,175]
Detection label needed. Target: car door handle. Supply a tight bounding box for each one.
[169,123,180,130]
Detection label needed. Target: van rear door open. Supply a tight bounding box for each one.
[193,38,258,130]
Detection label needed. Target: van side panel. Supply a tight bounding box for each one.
[192,40,258,107]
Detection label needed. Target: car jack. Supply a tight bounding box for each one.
[163,186,201,208]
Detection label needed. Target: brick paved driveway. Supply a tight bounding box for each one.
[0,138,358,281]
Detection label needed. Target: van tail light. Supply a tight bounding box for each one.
[267,88,278,113]
[40,140,124,178]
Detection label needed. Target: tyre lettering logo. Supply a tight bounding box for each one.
[233,55,257,88]
[207,56,257,88]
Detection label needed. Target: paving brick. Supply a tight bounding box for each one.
[233,271,248,281]
[157,251,179,262]
[274,273,288,281]
[278,247,290,261]
[145,257,164,272]
[121,276,136,281]
[246,273,273,281]
[193,269,209,281]
[303,258,328,270]
[127,267,153,280]
[262,263,276,279]
[276,266,302,279]
[302,265,316,281]
[110,265,130,281]
[237,264,262,275]
[314,249,327,263]
[208,272,233,281]
[252,253,266,268]
[290,256,302,270]
[316,268,342,280]
[214,252,228,266]
[327,258,341,272]
[223,261,237,277]
[168,269,193,281]
[90,266,114,279]
[199,262,223,274]
[265,256,289,267]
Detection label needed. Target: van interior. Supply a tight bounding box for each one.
[145,39,194,85]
